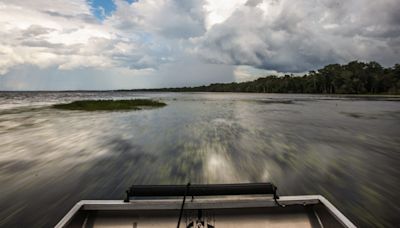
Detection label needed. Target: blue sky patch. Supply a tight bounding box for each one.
[88,0,138,21]
[88,0,116,20]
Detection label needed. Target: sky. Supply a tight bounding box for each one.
[0,0,399,90]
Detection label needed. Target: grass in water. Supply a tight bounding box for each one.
[52,99,166,111]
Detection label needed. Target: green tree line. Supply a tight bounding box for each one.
[133,61,400,94]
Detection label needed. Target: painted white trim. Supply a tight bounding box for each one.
[81,195,320,210]
[55,201,84,228]
[317,195,356,228]
[55,195,356,228]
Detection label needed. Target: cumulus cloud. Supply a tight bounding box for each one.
[0,0,399,89]
[233,65,300,82]
[193,0,400,72]
[0,0,114,74]
[108,0,206,38]
[0,0,209,75]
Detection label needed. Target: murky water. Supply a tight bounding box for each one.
[0,92,399,227]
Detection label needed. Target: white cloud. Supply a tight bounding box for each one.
[0,0,399,89]
[234,65,305,82]
[204,0,247,29]
[0,0,117,74]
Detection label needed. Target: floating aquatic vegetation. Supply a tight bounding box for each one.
[259,100,295,104]
[52,99,166,111]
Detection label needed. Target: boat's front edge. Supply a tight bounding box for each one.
[55,195,356,228]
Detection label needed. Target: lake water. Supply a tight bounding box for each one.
[0,92,399,227]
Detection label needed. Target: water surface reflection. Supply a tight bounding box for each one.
[0,92,399,227]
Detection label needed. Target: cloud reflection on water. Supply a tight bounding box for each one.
[0,92,399,227]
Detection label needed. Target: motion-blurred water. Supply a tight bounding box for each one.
[0,92,399,227]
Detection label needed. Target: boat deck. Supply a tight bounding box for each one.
[84,207,315,228]
[58,196,355,228]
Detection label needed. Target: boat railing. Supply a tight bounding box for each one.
[124,182,278,202]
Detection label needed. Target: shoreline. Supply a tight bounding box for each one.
[0,90,400,96]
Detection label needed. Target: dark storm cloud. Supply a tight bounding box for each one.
[193,0,400,72]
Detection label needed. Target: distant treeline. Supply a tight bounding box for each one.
[131,61,400,94]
